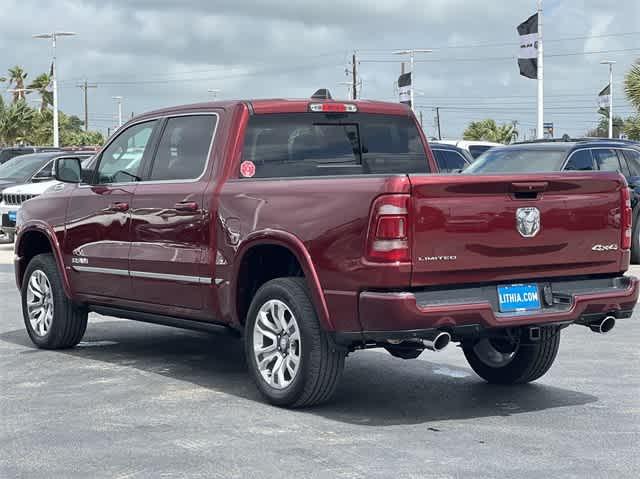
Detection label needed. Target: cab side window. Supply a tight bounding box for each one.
[96,120,158,184]
[564,150,594,171]
[592,149,622,172]
[149,115,217,181]
[32,161,54,180]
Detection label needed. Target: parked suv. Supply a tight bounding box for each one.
[0,146,60,165]
[465,140,640,262]
[0,152,93,242]
[430,142,473,172]
[14,98,638,407]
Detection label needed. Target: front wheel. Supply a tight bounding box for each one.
[21,253,88,349]
[462,327,560,384]
[244,277,345,407]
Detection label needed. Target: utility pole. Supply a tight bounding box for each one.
[76,79,97,131]
[351,51,357,100]
[419,110,423,128]
[435,107,442,140]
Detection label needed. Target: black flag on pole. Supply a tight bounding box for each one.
[398,72,411,107]
[517,13,539,79]
[598,84,611,110]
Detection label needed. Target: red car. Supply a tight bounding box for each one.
[14,94,639,407]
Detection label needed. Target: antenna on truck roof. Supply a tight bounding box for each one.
[311,89,332,100]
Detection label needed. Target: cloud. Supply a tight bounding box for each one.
[1,0,638,138]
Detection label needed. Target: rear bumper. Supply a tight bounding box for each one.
[346,275,638,342]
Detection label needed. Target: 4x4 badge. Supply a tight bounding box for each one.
[516,207,541,238]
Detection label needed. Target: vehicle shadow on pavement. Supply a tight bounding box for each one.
[0,320,598,426]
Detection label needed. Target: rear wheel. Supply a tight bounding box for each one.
[462,327,560,384]
[244,277,345,407]
[21,254,88,349]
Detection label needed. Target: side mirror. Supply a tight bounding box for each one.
[31,174,54,183]
[54,157,82,184]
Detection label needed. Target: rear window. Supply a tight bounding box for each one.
[241,113,429,178]
[464,148,566,174]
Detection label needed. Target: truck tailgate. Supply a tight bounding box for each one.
[409,172,628,287]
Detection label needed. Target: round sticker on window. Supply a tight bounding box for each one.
[240,160,256,178]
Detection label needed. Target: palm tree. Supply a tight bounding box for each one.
[625,60,640,112]
[0,99,34,145]
[463,119,518,144]
[7,66,29,102]
[28,73,53,112]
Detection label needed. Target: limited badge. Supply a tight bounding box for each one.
[240,160,256,178]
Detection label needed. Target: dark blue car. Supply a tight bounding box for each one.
[430,142,474,173]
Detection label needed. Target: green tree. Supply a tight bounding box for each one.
[463,119,518,144]
[625,60,640,112]
[624,116,640,140]
[27,73,53,112]
[0,99,35,144]
[6,66,29,102]
[586,109,625,138]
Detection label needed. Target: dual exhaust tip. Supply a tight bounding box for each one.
[422,331,451,352]
[588,316,616,334]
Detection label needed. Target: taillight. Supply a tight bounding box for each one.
[366,194,411,262]
[621,186,632,250]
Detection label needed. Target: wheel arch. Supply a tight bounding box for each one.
[15,222,71,298]
[231,230,333,331]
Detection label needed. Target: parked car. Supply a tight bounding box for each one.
[0,152,94,242]
[0,146,61,165]
[13,97,638,407]
[436,139,502,159]
[430,142,473,172]
[464,139,640,262]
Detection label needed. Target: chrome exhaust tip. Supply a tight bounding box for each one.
[422,332,451,352]
[589,316,616,334]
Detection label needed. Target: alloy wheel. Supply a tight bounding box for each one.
[252,299,302,389]
[26,270,54,337]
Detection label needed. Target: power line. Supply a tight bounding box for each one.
[357,31,640,52]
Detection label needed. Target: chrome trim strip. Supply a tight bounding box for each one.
[72,265,212,284]
[72,266,129,277]
[130,270,201,283]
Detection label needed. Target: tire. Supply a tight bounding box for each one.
[244,277,345,408]
[21,253,88,349]
[631,211,640,264]
[462,327,560,384]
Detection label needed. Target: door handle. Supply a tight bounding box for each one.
[174,201,199,212]
[107,202,129,212]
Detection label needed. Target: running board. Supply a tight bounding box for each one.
[88,305,239,336]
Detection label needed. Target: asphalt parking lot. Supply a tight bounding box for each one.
[0,242,639,478]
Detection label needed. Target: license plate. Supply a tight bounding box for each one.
[8,211,16,222]
[497,283,541,313]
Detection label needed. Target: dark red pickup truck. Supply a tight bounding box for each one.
[14,96,639,407]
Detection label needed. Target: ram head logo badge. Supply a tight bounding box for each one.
[516,207,540,238]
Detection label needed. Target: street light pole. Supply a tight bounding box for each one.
[601,60,616,138]
[392,49,432,114]
[112,96,123,129]
[33,32,77,147]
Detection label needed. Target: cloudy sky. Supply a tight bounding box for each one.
[1,0,639,139]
